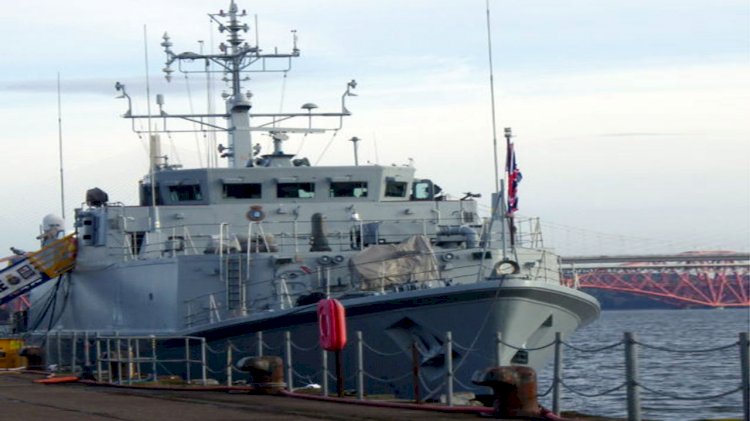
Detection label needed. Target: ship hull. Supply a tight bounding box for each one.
[178,279,599,397]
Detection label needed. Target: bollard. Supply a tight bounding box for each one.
[356,331,364,400]
[285,331,293,391]
[445,331,453,406]
[472,366,540,418]
[740,332,749,421]
[624,332,641,421]
[236,355,286,394]
[553,332,563,414]
[227,345,233,386]
[322,348,329,397]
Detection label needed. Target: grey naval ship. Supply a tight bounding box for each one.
[12,2,599,398]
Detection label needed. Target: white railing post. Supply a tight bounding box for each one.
[322,348,329,397]
[445,331,453,407]
[285,331,293,391]
[256,331,263,357]
[624,332,641,421]
[496,331,502,366]
[227,344,233,386]
[201,338,207,386]
[553,332,563,414]
[185,337,191,384]
[740,332,749,421]
[95,336,102,383]
[356,331,364,400]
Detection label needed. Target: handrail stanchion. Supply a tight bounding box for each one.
[45,331,51,369]
[201,337,207,386]
[553,332,563,414]
[412,340,421,404]
[256,331,263,357]
[356,331,364,400]
[285,331,293,391]
[740,332,749,421]
[624,332,641,421]
[446,331,453,407]
[151,335,157,382]
[322,348,329,397]
[227,344,233,386]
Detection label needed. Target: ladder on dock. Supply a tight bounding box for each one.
[0,235,77,306]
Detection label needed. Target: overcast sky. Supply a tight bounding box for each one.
[0,0,748,255]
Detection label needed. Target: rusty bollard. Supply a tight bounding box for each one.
[19,346,45,370]
[236,356,286,394]
[472,366,541,418]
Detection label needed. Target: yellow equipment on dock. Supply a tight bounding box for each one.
[0,338,26,369]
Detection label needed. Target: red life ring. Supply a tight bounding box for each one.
[317,298,347,351]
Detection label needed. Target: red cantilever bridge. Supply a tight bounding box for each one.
[560,252,750,308]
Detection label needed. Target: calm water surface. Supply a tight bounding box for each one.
[537,308,749,421]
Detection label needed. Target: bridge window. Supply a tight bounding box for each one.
[223,183,262,199]
[330,182,368,198]
[411,179,442,200]
[277,182,315,199]
[168,184,203,202]
[385,180,407,198]
[139,182,163,206]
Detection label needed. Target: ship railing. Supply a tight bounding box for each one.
[184,290,228,328]
[29,329,749,420]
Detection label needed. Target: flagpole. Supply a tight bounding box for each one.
[504,127,515,248]
[485,0,501,195]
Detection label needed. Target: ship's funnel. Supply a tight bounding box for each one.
[310,213,332,252]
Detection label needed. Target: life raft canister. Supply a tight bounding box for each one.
[317,298,347,352]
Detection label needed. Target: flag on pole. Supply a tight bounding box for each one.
[506,140,522,214]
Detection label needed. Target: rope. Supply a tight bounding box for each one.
[634,340,739,354]
[204,366,224,374]
[638,383,742,400]
[290,340,319,352]
[363,370,413,383]
[361,341,403,357]
[560,380,626,398]
[451,340,480,352]
[537,382,554,398]
[203,343,225,354]
[498,338,556,352]
[562,340,624,353]
[262,340,281,351]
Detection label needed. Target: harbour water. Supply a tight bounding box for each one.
[537,308,749,421]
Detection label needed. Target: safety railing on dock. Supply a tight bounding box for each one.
[24,329,750,421]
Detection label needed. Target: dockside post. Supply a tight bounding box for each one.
[84,331,90,367]
[95,335,102,382]
[227,344,233,386]
[624,332,641,421]
[322,348,329,397]
[285,331,293,391]
[150,335,157,382]
[256,331,263,357]
[496,331,503,366]
[553,331,563,414]
[740,332,749,421]
[356,331,364,400]
[446,331,453,407]
[56,330,62,369]
[71,331,77,374]
[185,337,191,384]
[201,337,207,386]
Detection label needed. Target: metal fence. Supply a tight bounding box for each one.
[28,329,750,421]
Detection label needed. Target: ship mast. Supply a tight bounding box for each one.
[115,1,356,169]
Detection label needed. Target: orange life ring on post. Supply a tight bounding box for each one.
[317,298,347,351]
